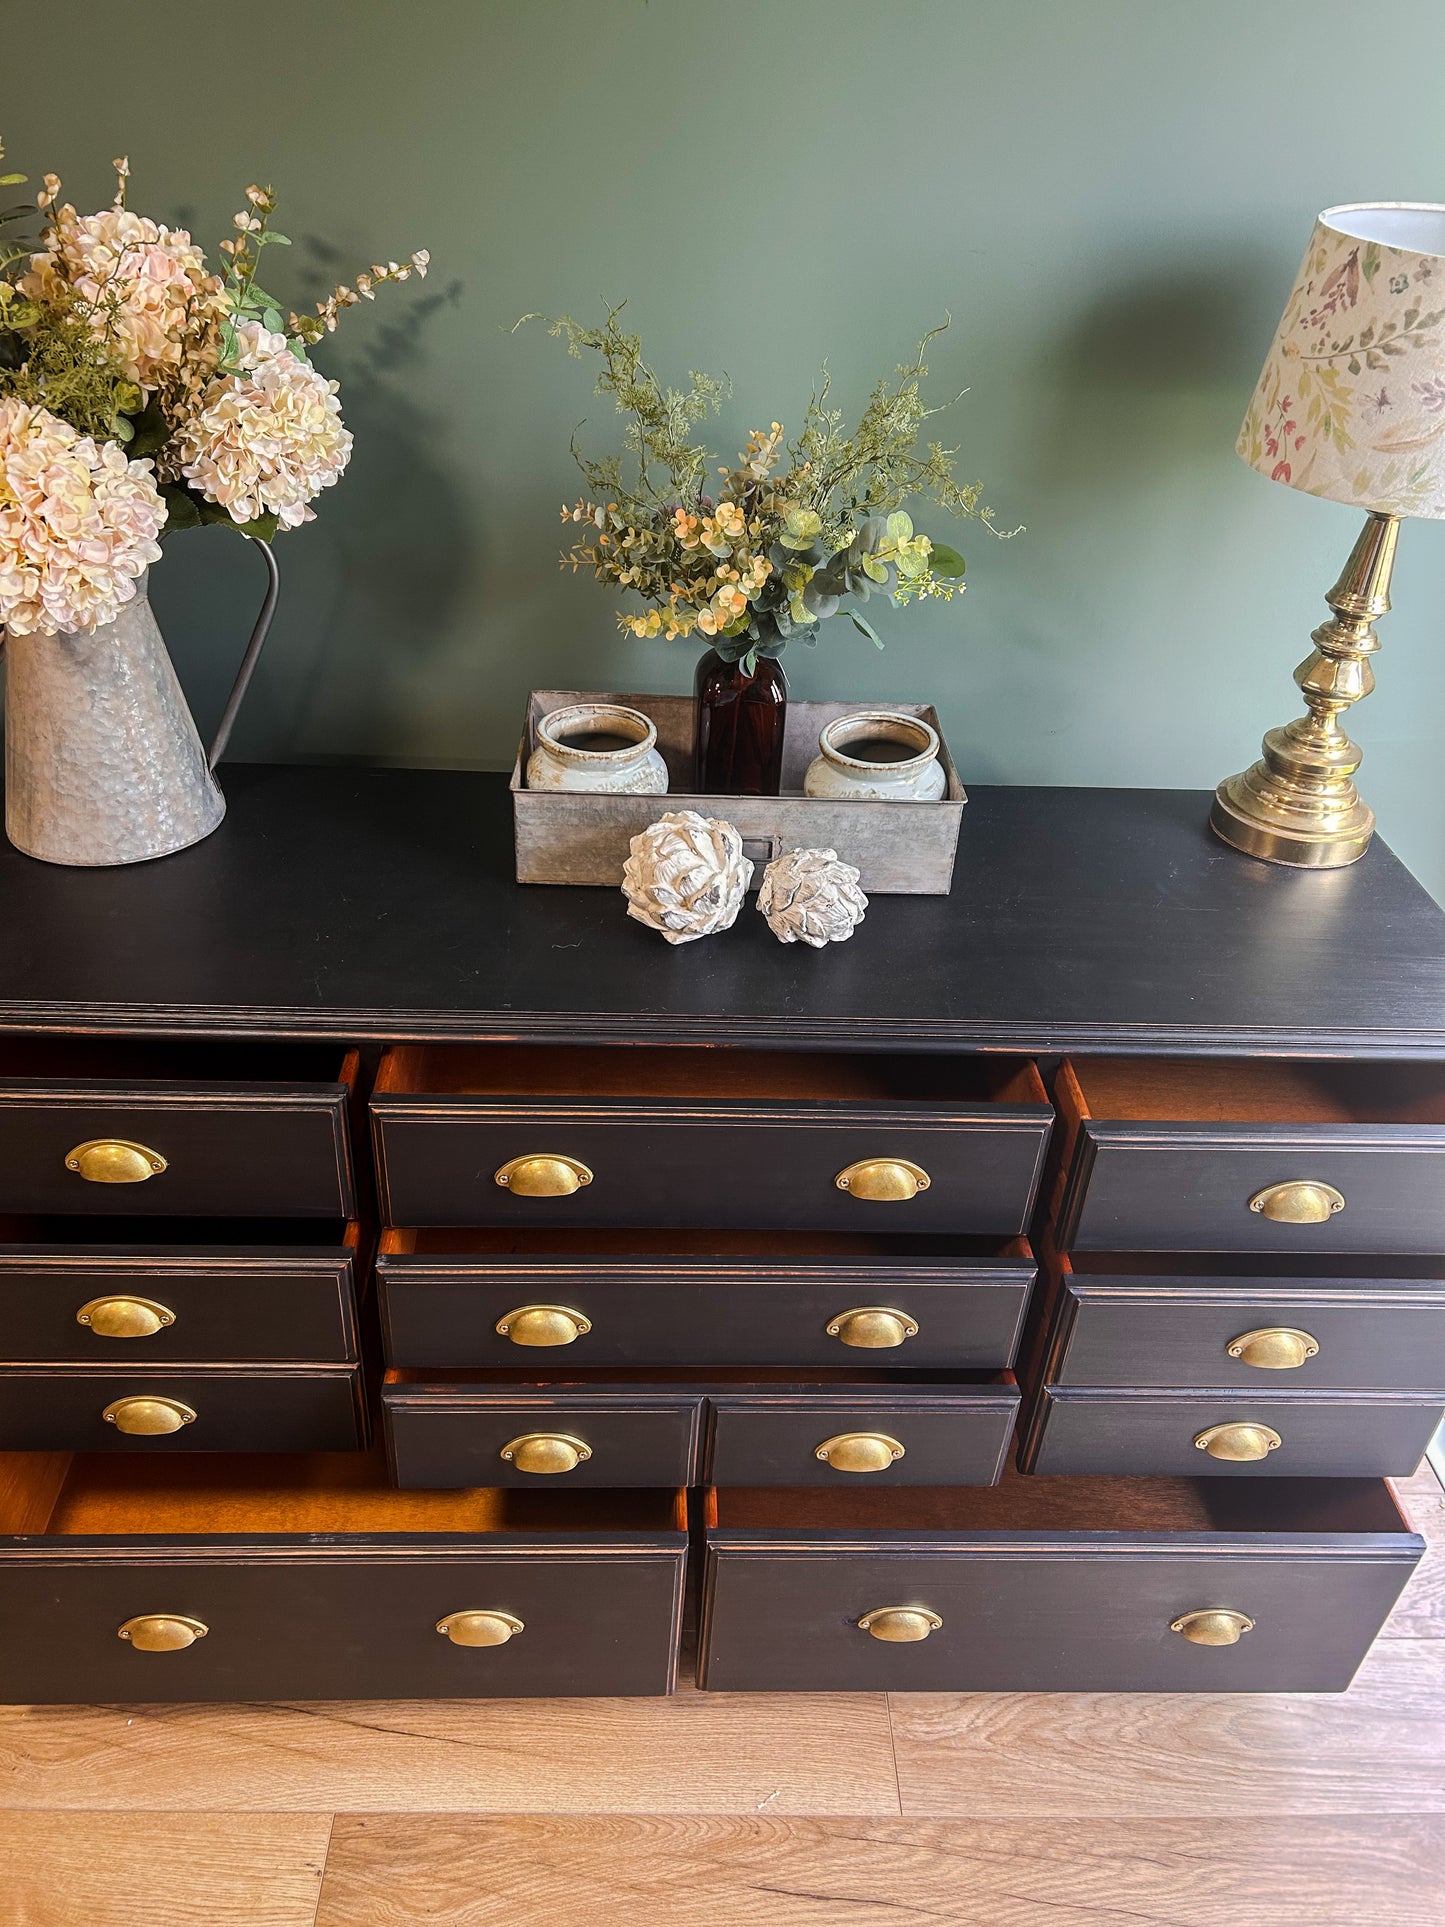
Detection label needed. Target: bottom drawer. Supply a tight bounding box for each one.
[0,1450,686,1701]
[699,1467,1423,1692]
[0,1364,368,1452]
[1018,1386,1445,1478]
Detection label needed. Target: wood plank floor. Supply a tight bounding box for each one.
[3,1462,1443,1926]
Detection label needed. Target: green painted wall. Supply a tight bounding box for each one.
[9,0,1445,896]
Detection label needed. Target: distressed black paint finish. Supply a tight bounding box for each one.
[1045,1268,1445,1392]
[377,1250,1034,1370]
[699,1532,1420,1693]
[372,1101,1051,1233]
[0,768,1442,1056]
[0,1236,358,1363]
[1059,1123,1445,1254]
[0,1537,685,1702]
[384,1385,703,1489]
[0,1363,367,1452]
[1020,1385,1445,1478]
[705,1383,1017,1487]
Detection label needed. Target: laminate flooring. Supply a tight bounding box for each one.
[3,1462,1442,1926]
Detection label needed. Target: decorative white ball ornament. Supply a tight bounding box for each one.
[621,810,754,944]
[757,847,868,948]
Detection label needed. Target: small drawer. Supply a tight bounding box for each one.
[382,1369,1018,1488]
[698,1468,1423,1692]
[0,1364,367,1452]
[706,1375,1017,1487]
[1038,1248,1445,1393]
[0,1040,359,1219]
[1018,1385,1444,1479]
[377,1227,1036,1370]
[371,1046,1052,1234]
[1054,1057,1445,1254]
[0,1452,686,1702]
[0,1218,362,1363]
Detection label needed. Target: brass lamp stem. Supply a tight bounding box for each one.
[1210,511,1401,867]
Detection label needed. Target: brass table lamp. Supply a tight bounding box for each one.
[1213,201,1445,867]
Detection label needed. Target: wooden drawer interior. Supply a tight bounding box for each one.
[384,1365,1015,1391]
[380,1227,1033,1261]
[1060,1057,1445,1129]
[375,1044,1047,1107]
[706,1459,1415,1537]
[0,1448,685,1538]
[0,1214,363,1251]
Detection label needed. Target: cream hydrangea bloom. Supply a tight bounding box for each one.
[175,323,352,529]
[20,205,228,399]
[0,398,166,636]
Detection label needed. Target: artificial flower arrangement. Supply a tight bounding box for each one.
[0,140,428,638]
[539,305,1007,675]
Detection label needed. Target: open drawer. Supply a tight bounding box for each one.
[0,1450,686,1702]
[1054,1057,1445,1254]
[382,1367,1019,1488]
[0,1217,363,1363]
[0,1039,359,1218]
[698,1467,1424,1693]
[377,1228,1037,1370]
[1032,1247,1445,1393]
[371,1046,1052,1233]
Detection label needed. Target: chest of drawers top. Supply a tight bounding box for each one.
[0,767,1440,1057]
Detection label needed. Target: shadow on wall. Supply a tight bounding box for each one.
[153,275,472,764]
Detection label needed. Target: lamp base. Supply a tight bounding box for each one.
[1209,510,1399,871]
[1209,771,1374,868]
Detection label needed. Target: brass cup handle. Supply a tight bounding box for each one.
[1171,1608,1255,1647]
[1248,1180,1345,1223]
[495,1304,592,1347]
[1194,1421,1282,1462]
[858,1605,943,1643]
[1227,1326,1319,1371]
[826,1307,920,1350]
[499,1432,591,1475]
[495,1154,593,1197]
[835,1158,931,1202]
[66,1139,168,1184]
[436,1609,525,1647]
[103,1395,197,1436]
[117,1613,208,1652]
[77,1295,177,1339]
[815,1432,906,1474]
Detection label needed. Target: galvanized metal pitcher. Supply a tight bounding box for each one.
[3,541,278,867]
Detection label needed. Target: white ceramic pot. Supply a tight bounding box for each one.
[525,702,669,795]
[803,711,947,802]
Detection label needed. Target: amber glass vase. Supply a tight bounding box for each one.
[693,648,788,795]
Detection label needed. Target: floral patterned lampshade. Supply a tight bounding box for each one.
[1237,202,1445,519]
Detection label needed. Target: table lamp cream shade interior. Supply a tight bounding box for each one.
[1237,202,1445,518]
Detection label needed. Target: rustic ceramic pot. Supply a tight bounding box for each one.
[4,544,278,867]
[526,702,669,795]
[803,710,947,803]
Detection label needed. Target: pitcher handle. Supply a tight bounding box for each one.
[207,536,280,771]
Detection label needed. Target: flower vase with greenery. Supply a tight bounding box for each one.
[0,142,426,864]
[537,306,1008,795]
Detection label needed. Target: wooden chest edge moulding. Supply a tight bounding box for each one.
[511,691,965,893]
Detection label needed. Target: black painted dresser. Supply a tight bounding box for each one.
[1,767,1443,1700]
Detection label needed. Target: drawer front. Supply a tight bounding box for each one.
[1048,1275,1445,1392]
[707,1388,1018,1487]
[384,1386,702,1488]
[0,1366,366,1452]
[699,1536,1418,1692]
[378,1257,1034,1370]
[372,1101,1052,1233]
[1021,1386,1444,1478]
[0,1084,356,1218]
[1060,1123,1445,1253]
[0,1541,684,1701]
[0,1245,358,1364]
